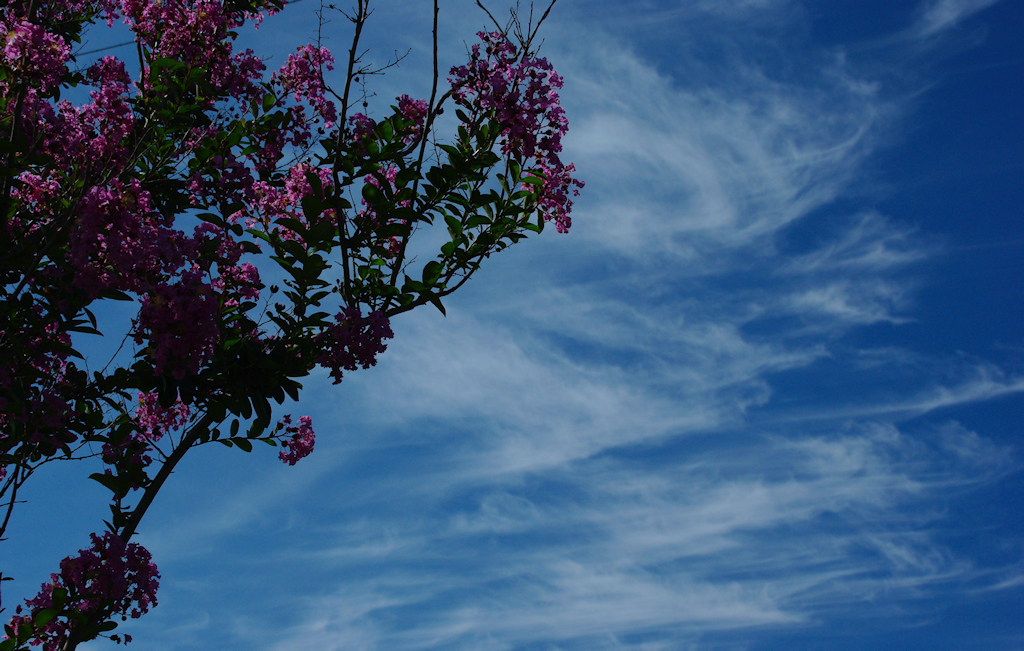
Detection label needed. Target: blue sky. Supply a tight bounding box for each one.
[5,0,1024,649]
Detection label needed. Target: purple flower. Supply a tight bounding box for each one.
[278,415,315,465]
[5,532,159,649]
[133,269,220,379]
[397,94,428,142]
[273,44,337,128]
[447,31,582,231]
[315,309,394,385]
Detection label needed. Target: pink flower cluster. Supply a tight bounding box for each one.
[250,162,335,240]
[79,56,136,165]
[9,170,59,216]
[6,532,159,650]
[124,0,228,59]
[348,111,374,140]
[132,269,220,379]
[273,44,337,129]
[70,179,190,297]
[523,160,581,232]
[0,19,71,89]
[6,55,135,186]
[397,94,428,143]
[135,392,190,437]
[185,148,254,210]
[192,222,262,309]
[358,164,410,256]
[68,189,267,382]
[100,392,190,469]
[448,31,583,232]
[346,93,428,152]
[119,0,266,99]
[0,315,75,454]
[277,414,314,465]
[315,308,394,385]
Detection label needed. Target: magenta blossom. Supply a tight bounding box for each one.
[278,414,315,465]
[397,94,428,142]
[133,269,220,379]
[135,392,190,438]
[274,44,337,128]
[1,19,71,89]
[6,532,159,650]
[315,309,394,385]
[448,31,583,231]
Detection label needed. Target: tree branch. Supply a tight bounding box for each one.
[118,413,214,543]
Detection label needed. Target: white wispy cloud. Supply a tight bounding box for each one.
[779,212,937,274]
[914,0,1003,37]
[560,39,885,261]
[243,419,1009,651]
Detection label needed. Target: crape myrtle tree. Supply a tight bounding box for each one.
[0,0,582,645]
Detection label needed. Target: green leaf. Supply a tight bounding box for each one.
[33,610,57,628]
[448,193,473,210]
[99,289,133,301]
[270,383,285,404]
[402,276,426,293]
[253,395,271,424]
[249,415,269,438]
[209,401,228,422]
[65,323,101,336]
[444,213,463,238]
[362,182,381,204]
[48,341,84,360]
[178,378,195,405]
[224,124,244,148]
[305,169,324,198]
[282,379,302,402]
[269,255,293,269]
[439,143,462,158]
[395,166,420,188]
[51,587,68,610]
[425,166,446,188]
[276,219,308,240]
[89,473,123,495]
[301,195,323,223]
[237,397,253,420]
[428,294,447,316]
[307,218,338,248]
[247,228,273,243]
[422,260,443,286]
[279,238,308,260]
